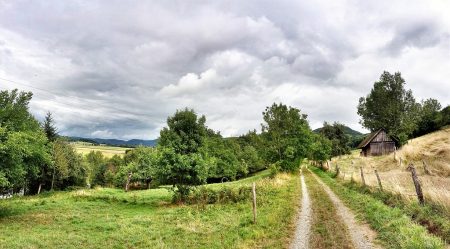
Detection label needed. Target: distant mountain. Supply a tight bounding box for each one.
[67,136,158,147]
[313,125,363,136]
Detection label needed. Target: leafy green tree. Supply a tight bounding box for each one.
[155,147,209,202]
[309,133,332,164]
[261,103,312,171]
[201,136,243,181]
[357,71,421,144]
[158,108,207,154]
[414,98,442,137]
[439,105,450,127]
[156,108,211,201]
[117,146,156,189]
[0,126,51,191]
[85,151,106,186]
[239,145,265,173]
[0,89,40,132]
[320,122,351,156]
[50,138,86,190]
[0,89,51,193]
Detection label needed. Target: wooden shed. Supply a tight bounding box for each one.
[357,128,396,157]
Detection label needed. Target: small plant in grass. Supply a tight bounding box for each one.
[269,163,280,179]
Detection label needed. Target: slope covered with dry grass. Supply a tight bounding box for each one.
[330,127,450,210]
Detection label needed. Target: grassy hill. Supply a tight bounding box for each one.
[330,126,450,210]
[0,170,301,249]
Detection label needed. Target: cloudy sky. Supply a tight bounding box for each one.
[1,0,449,140]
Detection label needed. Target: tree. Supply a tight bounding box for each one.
[156,108,210,201]
[50,138,86,190]
[261,103,312,171]
[357,71,421,144]
[414,98,442,137]
[320,122,351,157]
[85,151,106,186]
[42,112,58,142]
[158,108,207,154]
[155,147,209,202]
[309,133,332,164]
[0,89,51,193]
[118,146,156,189]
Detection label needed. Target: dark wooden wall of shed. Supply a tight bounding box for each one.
[363,130,396,156]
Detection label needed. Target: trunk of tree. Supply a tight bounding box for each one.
[125,172,133,192]
[51,167,56,191]
[37,183,43,195]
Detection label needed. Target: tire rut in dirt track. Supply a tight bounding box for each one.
[290,170,312,249]
[310,170,381,249]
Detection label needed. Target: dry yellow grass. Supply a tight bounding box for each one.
[330,127,450,211]
[72,142,132,158]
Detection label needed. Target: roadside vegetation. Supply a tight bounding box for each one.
[311,167,445,248]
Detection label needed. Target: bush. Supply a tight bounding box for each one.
[269,163,279,178]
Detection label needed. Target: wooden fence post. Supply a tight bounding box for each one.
[407,164,424,205]
[399,157,402,167]
[394,146,397,161]
[125,172,133,192]
[374,169,383,191]
[252,182,257,224]
[360,166,366,186]
[335,163,340,177]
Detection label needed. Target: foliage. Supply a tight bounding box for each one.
[319,122,351,156]
[158,108,207,154]
[42,112,58,142]
[0,89,51,192]
[85,151,106,186]
[50,138,87,190]
[309,133,332,163]
[261,103,312,171]
[155,147,209,202]
[202,136,244,181]
[357,71,421,145]
[117,147,156,188]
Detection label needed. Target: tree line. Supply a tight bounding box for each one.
[0,90,334,200]
[1,71,447,200]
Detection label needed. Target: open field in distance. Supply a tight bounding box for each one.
[72,142,132,158]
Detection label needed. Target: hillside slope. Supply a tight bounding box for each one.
[330,126,450,209]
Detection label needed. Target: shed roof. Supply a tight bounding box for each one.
[357,128,383,149]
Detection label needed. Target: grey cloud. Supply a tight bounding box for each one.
[1,0,449,139]
[385,20,444,55]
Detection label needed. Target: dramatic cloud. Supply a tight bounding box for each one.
[1,0,449,139]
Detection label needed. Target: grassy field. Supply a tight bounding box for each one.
[72,142,132,158]
[329,127,450,210]
[0,170,301,249]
